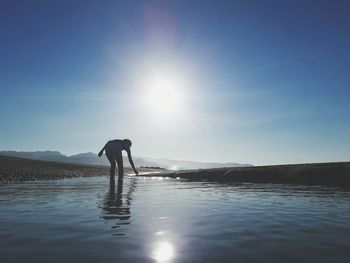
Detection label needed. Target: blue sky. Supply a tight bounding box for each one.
[1,0,349,165]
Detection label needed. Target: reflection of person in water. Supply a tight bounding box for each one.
[101,176,137,232]
[98,139,138,178]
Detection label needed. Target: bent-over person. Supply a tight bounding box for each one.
[98,139,138,178]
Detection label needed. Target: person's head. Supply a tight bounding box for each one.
[123,139,132,148]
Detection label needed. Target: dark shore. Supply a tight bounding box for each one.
[1,155,349,186]
[149,162,350,187]
[0,155,152,183]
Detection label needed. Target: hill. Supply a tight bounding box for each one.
[0,151,252,170]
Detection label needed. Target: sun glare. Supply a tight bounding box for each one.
[142,69,187,123]
[151,241,175,262]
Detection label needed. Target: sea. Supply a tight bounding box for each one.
[1,175,350,262]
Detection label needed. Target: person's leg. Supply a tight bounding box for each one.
[116,153,124,177]
[106,154,116,179]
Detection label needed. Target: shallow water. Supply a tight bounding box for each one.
[1,175,350,263]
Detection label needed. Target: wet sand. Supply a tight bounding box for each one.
[149,162,350,187]
[1,155,349,186]
[0,155,154,183]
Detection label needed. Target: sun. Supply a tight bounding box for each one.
[142,69,187,121]
[146,74,182,114]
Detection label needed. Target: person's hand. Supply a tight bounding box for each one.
[98,151,103,157]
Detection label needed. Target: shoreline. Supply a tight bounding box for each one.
[0,155,155,183]
[148,162,350,187]
[1,155,350,187]
[0,155,110,183]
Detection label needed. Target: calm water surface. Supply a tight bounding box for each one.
[1,175,350,262]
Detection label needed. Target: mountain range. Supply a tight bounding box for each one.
[0,151,253,170]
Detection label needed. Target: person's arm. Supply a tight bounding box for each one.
[98,143,107,157]
[126,148,138,175]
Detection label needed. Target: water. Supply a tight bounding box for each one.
[1,175,350,263]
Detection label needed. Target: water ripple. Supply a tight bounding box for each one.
[1,176,350,262]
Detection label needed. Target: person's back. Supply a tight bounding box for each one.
[104,140,124,156]
[98,139,138,178]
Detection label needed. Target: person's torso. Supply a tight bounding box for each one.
[105,140,124,154]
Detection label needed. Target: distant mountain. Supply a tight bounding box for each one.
[134,157,253,170]
[0,151,68,162]
[0,151,253,170]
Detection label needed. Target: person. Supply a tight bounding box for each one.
[98,139,138,178]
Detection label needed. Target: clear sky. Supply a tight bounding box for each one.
[1,0,349,165]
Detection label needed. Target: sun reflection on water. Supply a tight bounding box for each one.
[151,241,175,262]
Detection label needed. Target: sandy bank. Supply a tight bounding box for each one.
[144,162,350,187]
[0,155,154,183]
[2,155,349,186]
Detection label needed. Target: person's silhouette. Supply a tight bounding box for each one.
[98,139,138,178]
